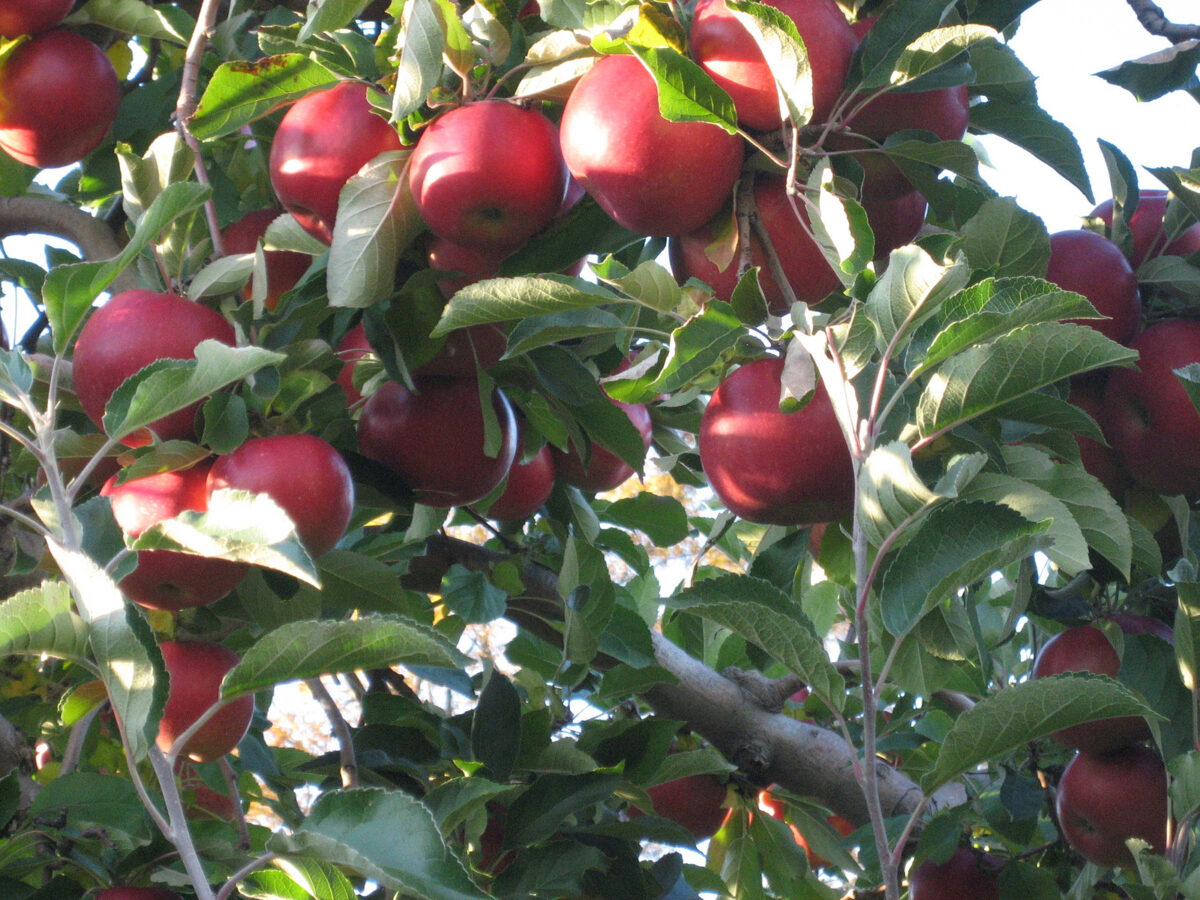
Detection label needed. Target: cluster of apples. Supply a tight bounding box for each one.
[0,0,120,169]
[1031,614,1173,869]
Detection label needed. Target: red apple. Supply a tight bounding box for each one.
[357,378,518,507]
[0,0,74,37]
[909,847,1001,900]
[559,53,745,236]
[207,434,355,559]
[1102,318,1200,497]
[175,759,239,823]
[1046,230,1141,346]
[335,322,373,407]
[220,209,312,310]
[627,773,728,840]
[669,172,842,313]
[71,290,236,447]
[487,436,556,521]
[428,235,509,298]
[477,804,516,873]
[699,356,855,525]
[157,640,255,764]
[269,80,405,244]
[755,790,853,868]
[1056,744,1168,869]
[0,29,121,168]
[1031,623,1149,754]
[552,399,653,493]
[95,890,182,900]
[689,0,857,130]
[863,188,927,257]
[102,461,249,611]
[1091,189,1200,268]
[409,100,569,253]
[1068,379,1131,500]
[1106,612,1174,643]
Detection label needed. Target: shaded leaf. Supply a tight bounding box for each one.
[191,55,339,140]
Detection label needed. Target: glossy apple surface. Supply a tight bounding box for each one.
[1056,744,1168,868]
[1091,189,1200,267]
[690,0,857,130]
[269,81,404,244]
[909,847,1000,900]
[0,29,121,168]
[560,53,744,236]
[358,378,518,507]
[207,434,355,558]
[72,290,236,447]
[863,189,927,257]
[409,100,568,253]
[1031,623,1149,753]
[1047,230,1141,345]
[1102,318,1200,497]
[699,356,855,525]
[628,773,728,840]
[488,438,556,521]
[157,640,255,763]
[0,0,74,37]
[220,209,311,310]
[102,461,249,611]
[552,399,653,493]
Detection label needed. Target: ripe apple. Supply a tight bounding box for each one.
[1107,612,1174,643]
[0,29,121,168]
[101,461,249,611]
[1031,623,1149,754]
[1068,379,1131,500]
[908,847,1001,900]
[863,188,927,257]
[689,0,857,130]
[269,80,405,244]
[1091,189,1200,267]
[0,0,74,37]
[1046,230,1141,346]
[175,759,239,823]
[669,173,842,314]
[357,378,518,507]
[552,399,653,493]
[699,356,855,525]
[409,101,569,253]
[1102,317,1200,497]
[220,209,311,310]
[71,290,236,447]
[627,773,728,840]
[477,804,516,873]
[487,435,556,521]
[157,640,255,764]
[95,890,182,900]
[755,790,853,868]
[207,434,355,558]
[559,53,745,236]
[335,323,373,407]
[1056,744,1168,868]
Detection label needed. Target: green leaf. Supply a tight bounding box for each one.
[504,308,630,358]
[74,0,194,44]
[879,500,1052,637]
[884,24,995,89]
[726,0,812,125]
[472,668,521,782]
[857,441,940,550]
[222,616,470,700]
[601,494,690,547]
[914,323,1138,439]
[504,772,623,846]
[328,150,423,308]
[667,574,845,710]
[1096,41,1200,102]
[103,341,285,442]
[957,197,1050,278]
[29,772,151,845]
[191,55,340,141]
[626,45,738,134]
[1173,560,1200,692]
[392,0,446,119]
[601,259,684,311]
[298,0,372,40]
[0,581,90,664]
[921,673,1160,793]
[432,276,618,335]
[849,0,958,91]
[865,245,968,352]
[970,98,1093,202]
[442,565,508,624]
[268,788,493,900]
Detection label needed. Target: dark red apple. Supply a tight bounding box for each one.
[409,100,569,253]
[1056,744,1168,869]
[1068,379,1131,500]
[909,847,1001,900]
[487,436,556,521]
[669,172,842,313]
[175,759,239,823]
[559,53,744,236]
[207,434,355,558]
[102,461,249,611]
[863,188,927,257]
[477,804,516,873]
[1031,623,1149,754]
[335,322,373,407]
[357,378,518,507]
[428,235,509,298]
[627,773,728,840]
[157,640,255,764]
[95,889,182,900]
[71,290,236,447]
[0,0,74,37]
[698,356,855,525]
[269,80,405,244]
[0,29,121,168]
[552,399,653,493]
[1106,612,1174,643]
[1046,230,1141,346]
[1091,189,1200,268]
[689,0,857,130]
[1102,318,1200,497]
[220,209,312,310]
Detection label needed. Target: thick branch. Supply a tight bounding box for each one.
[1125,0,1200,41]
[0,197,136,292]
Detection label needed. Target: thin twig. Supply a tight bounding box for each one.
[1125,0,1200,41]
[175,0,225,255]
[306,676,359,788]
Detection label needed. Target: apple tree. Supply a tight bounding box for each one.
[0,0,1199,898]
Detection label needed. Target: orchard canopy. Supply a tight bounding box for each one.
[6,0,1200,898]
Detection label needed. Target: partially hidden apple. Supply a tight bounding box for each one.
[559,53,744,236]
[220,209,312,310]
[1046,229,1141,346]
[102,461,249,611]
[72,290,236,447]
[357,378,518,507]
[699,356,855,525]
[175,759,240,823]
[269,80,405,244]
[1068,379,1131,501]
[1091,189,1200,268]
[95,889,182,900]
[755,790,853,869]
[552,399,653,493]
[0,29,121,168]
[157,640,255,763]
[863,189,927,258]
[207,434,355,559]
[1056,743,1168,869]
[0,0,74,37]
[487,433,556,521]
[908,847,1001,900]
[627,773,729,840]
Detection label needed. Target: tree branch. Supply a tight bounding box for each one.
[1125,0,1200,41]
[0,196,136,293]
